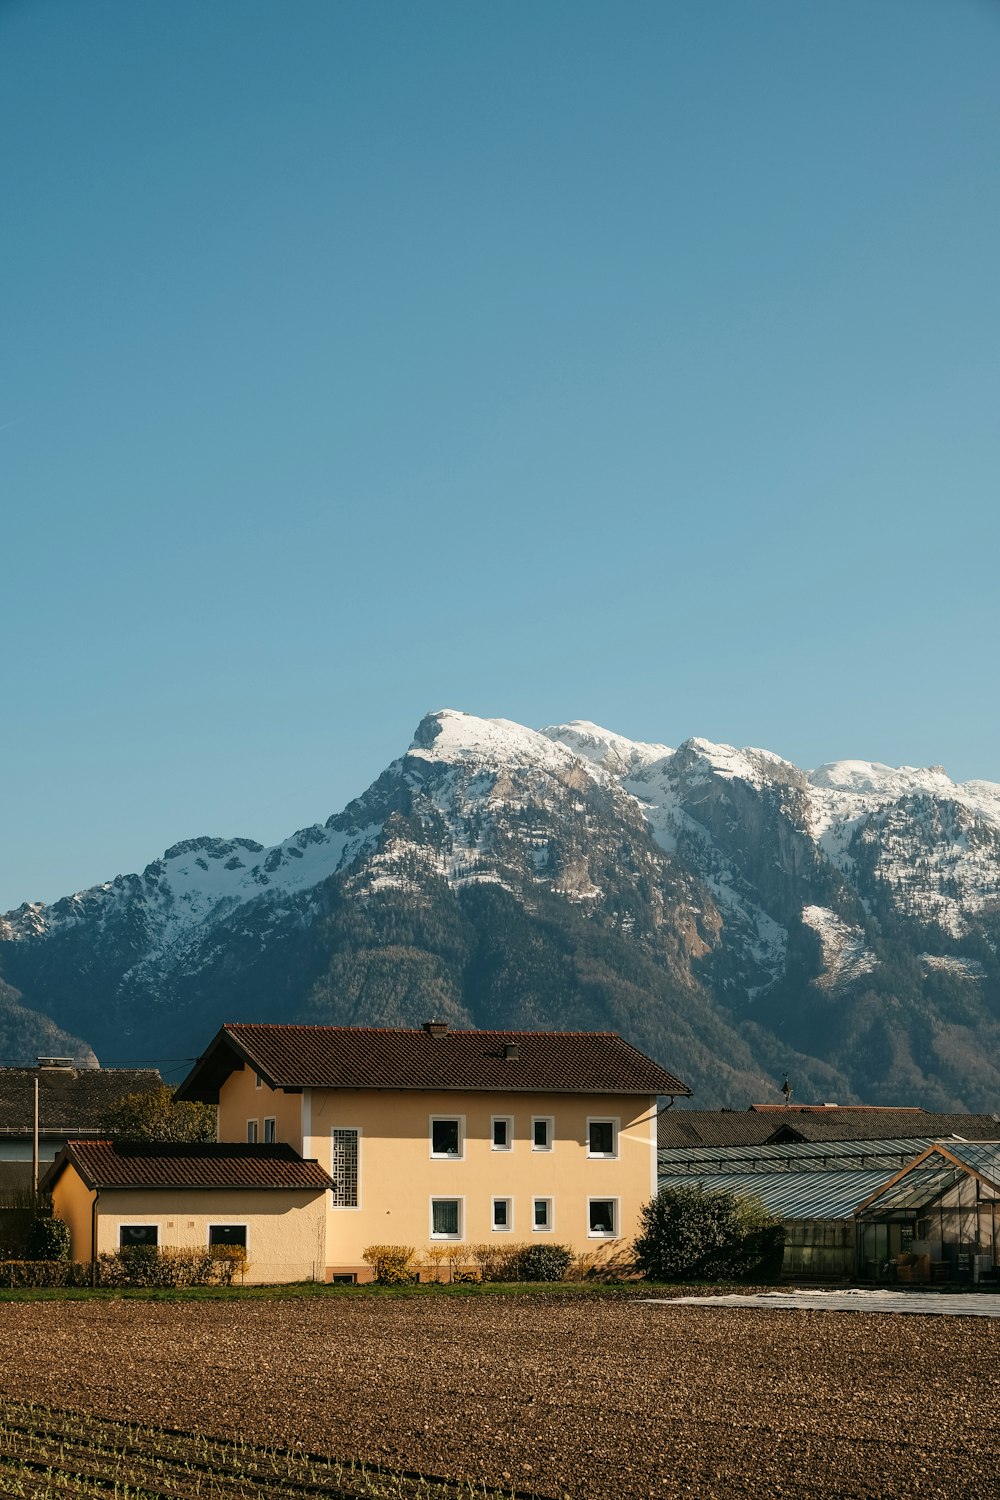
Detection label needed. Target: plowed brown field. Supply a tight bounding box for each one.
[0,1293,996,1498]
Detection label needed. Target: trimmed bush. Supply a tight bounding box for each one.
[361,1244,416,1285]
[508,1244,574,1282]
[24,1215,71,1262]
[633,1184,785,1283]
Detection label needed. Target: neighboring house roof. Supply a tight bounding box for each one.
[0,1160,33,1199]
[0,1067,163,1140]
[176,1023,690,1102]
[657,1107,1000,1150]
[42,1141,335,1193]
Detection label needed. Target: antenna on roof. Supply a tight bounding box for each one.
[781,1074,792,1105]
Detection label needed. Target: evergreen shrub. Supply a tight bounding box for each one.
[24,1215,71,1262]
[633,1184,785,1283]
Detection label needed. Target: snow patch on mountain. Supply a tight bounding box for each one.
[802,905,879,989]
[919,954,986,980]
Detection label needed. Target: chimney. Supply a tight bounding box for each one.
[502,1042,520,1061]
[422,1020,448,1037]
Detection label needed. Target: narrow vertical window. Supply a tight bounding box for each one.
[532,1117,553,1151]
[263,1117,276,1144]
[246,1120,259,1144]
[533,1198,553,1232]
[331,1128,360,1208]
[492,1198,512,1232]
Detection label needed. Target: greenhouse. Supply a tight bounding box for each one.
[658,1137,1000,1283]
[855,1142,1000,1286]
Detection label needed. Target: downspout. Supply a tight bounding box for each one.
[90,1190,100,1288]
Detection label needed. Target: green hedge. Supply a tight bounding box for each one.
[96,1247,245,1288]
[0,1260,91,1288]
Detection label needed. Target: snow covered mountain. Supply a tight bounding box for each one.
[2,710,999,1107]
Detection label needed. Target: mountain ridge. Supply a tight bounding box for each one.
[2,709,998,1108]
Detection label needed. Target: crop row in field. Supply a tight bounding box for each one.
[0,1400,539,1500]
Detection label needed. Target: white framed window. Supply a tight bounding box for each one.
[588,1198,619,1238]
[430,1197,464,1240]
[246,1120,259,1143]
[254,1072,264,1090]
[587,1117,619,1159]
[331,1126,361,1209]
[119,1224,158,1248]
[263,1117,276,1144]
[532,1116,554,1152]
[532,1197,553,1232]
[430,1116,464,1159]
[492,1197,513,1232]
[491,1116,513,1151]
[208,1224,248,1251]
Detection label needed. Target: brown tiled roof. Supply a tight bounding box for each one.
[177,1024,689,1102]
[43,1141,334,1193]
[658,1107,1000,1150]
[0,1068,162,1138]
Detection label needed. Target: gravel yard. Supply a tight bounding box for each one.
[0,1292,997,1499]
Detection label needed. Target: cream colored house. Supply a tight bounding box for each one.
[43,1140,333,1283]
[177,1021,689,1281]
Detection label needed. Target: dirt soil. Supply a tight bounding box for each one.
[0,1293,997,1499]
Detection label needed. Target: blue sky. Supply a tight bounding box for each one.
[2,0,998,911]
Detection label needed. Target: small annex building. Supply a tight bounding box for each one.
[177,1020,689,1281]
[43,1141,334,1284]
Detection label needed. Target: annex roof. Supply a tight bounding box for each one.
[42,1141,335,1194]
[176,1023,690,1103]
[657,1107,1000,1150]
[0,1067,162,1140]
